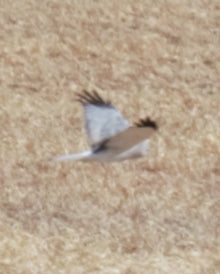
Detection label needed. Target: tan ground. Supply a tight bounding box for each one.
[0,0,220,273]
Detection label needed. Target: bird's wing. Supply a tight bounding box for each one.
[77,90,129,149]
[98,117,158,154]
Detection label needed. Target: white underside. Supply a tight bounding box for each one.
[50,140,150,163]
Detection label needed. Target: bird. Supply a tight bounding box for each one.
[50,90,158,162]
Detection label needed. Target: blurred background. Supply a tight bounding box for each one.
[0,1,219,273]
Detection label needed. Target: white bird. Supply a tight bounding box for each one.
[50,90,158,162]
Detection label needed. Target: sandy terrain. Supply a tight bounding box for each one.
[0,0,219,273]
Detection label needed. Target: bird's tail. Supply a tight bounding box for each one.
[49,150,92,162]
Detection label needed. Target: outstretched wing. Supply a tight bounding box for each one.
[97,117,158,154]
[77,90,129,149]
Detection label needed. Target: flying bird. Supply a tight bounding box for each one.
[50,90,158,162]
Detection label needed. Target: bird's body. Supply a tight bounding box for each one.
[51,90,158,163]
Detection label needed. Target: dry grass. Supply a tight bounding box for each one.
[0,0,220,273]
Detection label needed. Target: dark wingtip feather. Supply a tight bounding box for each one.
[76,90,112,106]
[135,117,158,130]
